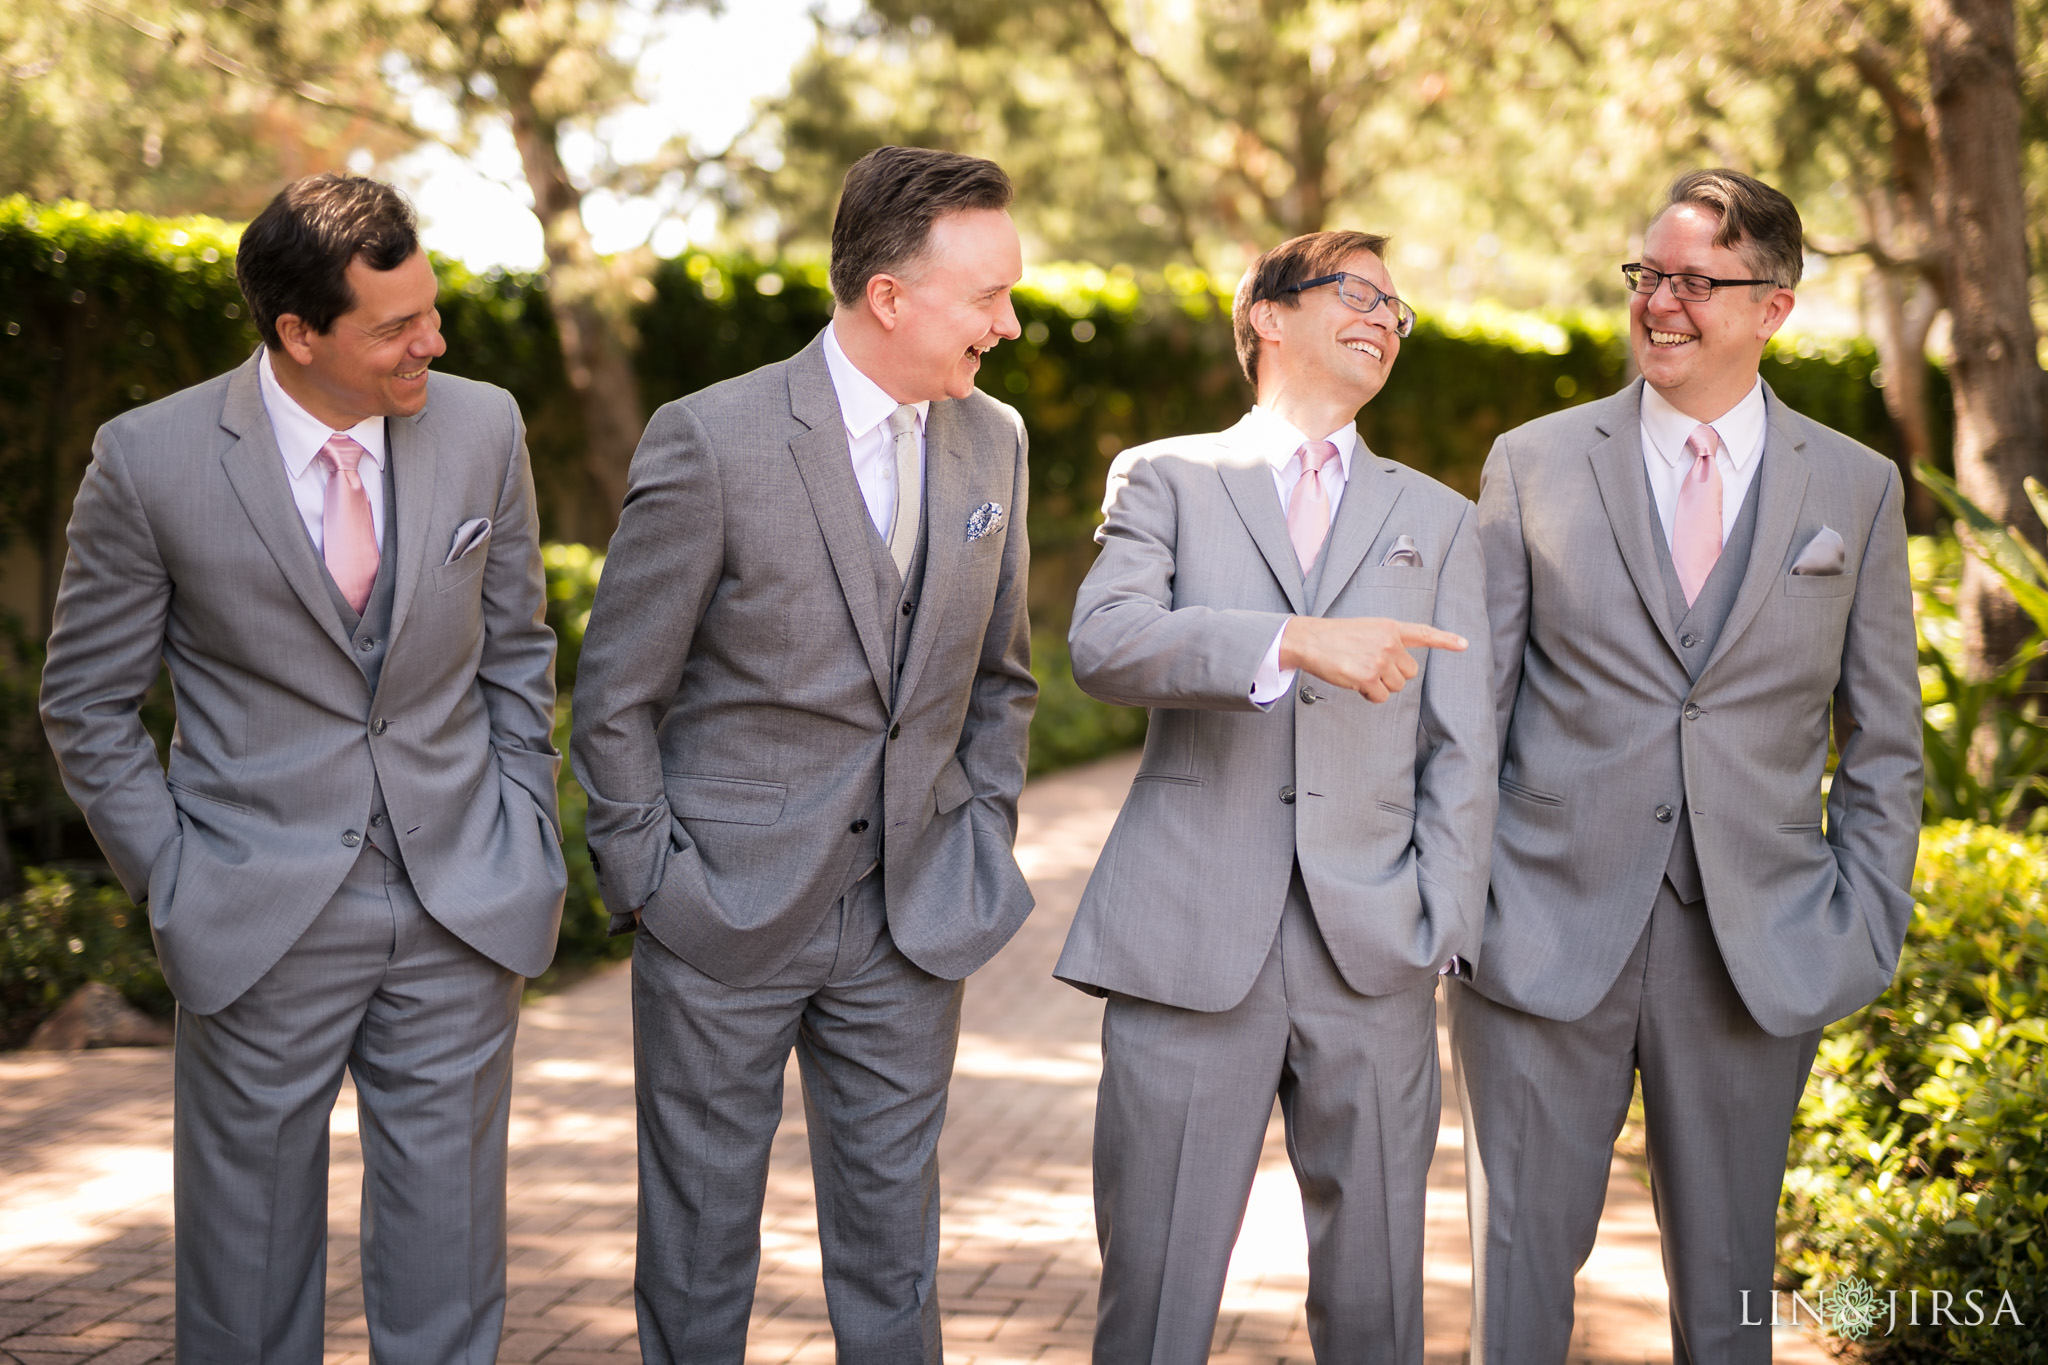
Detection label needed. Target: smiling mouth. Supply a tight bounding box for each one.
[965,343,992,364]
[396,364,430,381]
[1648,329,1696,348]
[1343,339,1385,362]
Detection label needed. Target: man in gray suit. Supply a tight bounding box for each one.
[569,146,1035,1362]
[1058,230,1496,1364]
[39,174,565,1361]
[1453,169,1922,1363]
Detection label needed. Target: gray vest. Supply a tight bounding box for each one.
[851,486,930,871]
[317,455,404,867]
[1650,462,1763,903]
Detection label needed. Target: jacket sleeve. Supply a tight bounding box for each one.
[1068,453,1291,710]
[568,401,725,914]
[1413,503,1499,966]
[954,410,1036,846]
[478,391,562,838]
[1476,437,1532,758]
[1823,462,1924,976]
[37,424,180,901]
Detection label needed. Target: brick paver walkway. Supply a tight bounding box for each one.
[0,753,1831,1363]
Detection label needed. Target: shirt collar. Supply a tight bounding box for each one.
[821,322,929,441]
[1641,375,1765,473]
[256,347,387,478]
[1244,405,1358,477]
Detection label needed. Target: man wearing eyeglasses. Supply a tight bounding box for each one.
[1452,169,1921,1363]
[1059,230,1495,1363]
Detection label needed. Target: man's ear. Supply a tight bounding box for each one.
[1249,297,1287,346]
[1754,287,1796,344]
[864,274,904,332]
[274,314,319,367]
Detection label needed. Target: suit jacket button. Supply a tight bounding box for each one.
[1683,702,1702,720]
[1299,687,1319,704]
[1655,805,1674,823]
[1279,785,1296,805]
[342,830,361,847]
[889,723,901,739]
[849,819,869,834]
[1680,632,1699,648]
[373,718,388,734]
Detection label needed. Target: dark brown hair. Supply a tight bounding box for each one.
[1232,230,1391,385]
[828,146,1015,307]
[236,174,421,350]
[1657,169,1804,294]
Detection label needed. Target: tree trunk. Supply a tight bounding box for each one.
[502,67,642,544]
[1921,0,2048,675]
[1862,262,1942,531]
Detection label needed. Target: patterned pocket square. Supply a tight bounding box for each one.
[1790,526,1846,576]
[966,502,1006,541]
[1379,534,1423,568]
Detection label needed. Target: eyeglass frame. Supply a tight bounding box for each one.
[1263,272,1417,337]
[1621,262,1780,302]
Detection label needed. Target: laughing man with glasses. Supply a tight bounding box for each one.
[1452,169,1922,1364]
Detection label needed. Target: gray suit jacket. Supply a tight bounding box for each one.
[1056,416,1497,1012]
[1477,379,1922,1037]
[39,352,567,1015]
[568,335,1036,986]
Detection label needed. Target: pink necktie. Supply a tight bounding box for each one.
[319,433,379,613]
[1288,441,1339,571]
[1672,424,1723,606]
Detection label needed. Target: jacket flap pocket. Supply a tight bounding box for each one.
[667,774,787,825]
[933,758,974,815]
[1783,572,1855,598]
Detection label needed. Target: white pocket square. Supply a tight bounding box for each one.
[1790,526,1845,576]
[445,517,492,565]
[1379,534,1423,568]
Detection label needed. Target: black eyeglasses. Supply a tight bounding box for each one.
[1269,272,1416,337]
[1621,263,1778,302]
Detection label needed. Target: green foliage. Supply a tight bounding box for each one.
[538,543,625,978]
[0,866,169,1048]
[1780,822,2048,1362]
[1911,470,2048,832]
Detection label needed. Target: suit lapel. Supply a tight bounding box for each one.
[1217,432,1307,615]
[216,355,355,657]
[892,399,970,709]
[786,341,894,705]
[381,405,441,648]
[1699,386,1810,677]
[1310,437,1400,617]
[1584,384,1684,665]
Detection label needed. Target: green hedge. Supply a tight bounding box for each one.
[1779,821,2047,1361]
[0,866,168,1048]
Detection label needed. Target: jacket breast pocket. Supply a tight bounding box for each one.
[666,774,787,825]
[435,548,488,594]
[1783,572,1855,598]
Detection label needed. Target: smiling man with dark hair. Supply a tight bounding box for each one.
[1452,168,1922,1364]
[571,145,1035,1363]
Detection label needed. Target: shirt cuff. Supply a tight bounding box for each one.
[1249,620,1297,708]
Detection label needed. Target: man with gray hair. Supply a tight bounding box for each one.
[1452,169,1922,1362]
[571,145,1035,1362]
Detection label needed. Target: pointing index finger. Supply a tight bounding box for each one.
[1397,624,1468,651]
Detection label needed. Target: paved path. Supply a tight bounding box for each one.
[0,753,1830,1363]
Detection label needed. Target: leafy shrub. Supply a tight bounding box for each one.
[1779,821,2048,1361]
[0,866,168,1047]
[537,543,625,980]
[1027,629,1146,778]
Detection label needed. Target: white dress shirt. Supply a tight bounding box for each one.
[821,322,928,538]
[1640,376,1766,552]
[1241,406,1359,704]
[256,347,388,555]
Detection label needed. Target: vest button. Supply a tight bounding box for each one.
[1680,632,1699,648]
[372,718,388,734]
[342,830,362,847]
[1655,805,1674,823]
[849,819,870,834]
[370,814,386,828]
[888,723,902,739]
[1279,785,1296,805]
[901,601,915,616]
[358,637,376,652]
[1684,702,1702,720]
[1299,687,1320,704]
